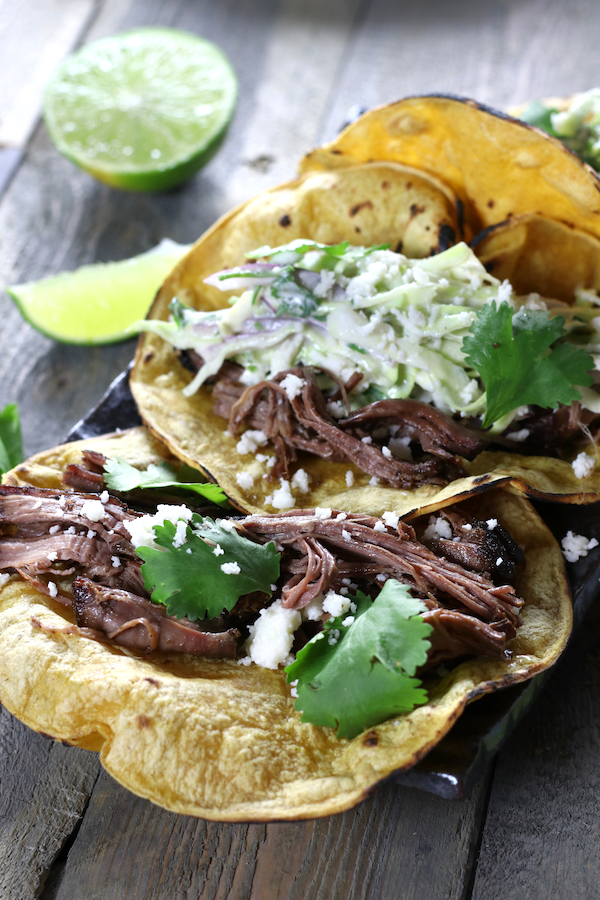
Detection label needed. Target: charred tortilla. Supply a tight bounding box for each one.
[0,427,572,820]
[130,95,600,513]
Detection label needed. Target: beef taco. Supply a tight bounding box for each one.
[0,427,571,820]
[130,96,600,516]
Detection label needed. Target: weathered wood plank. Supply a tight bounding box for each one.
[0,708,99,900]
[44,769,489,900]
[471,615,600,900]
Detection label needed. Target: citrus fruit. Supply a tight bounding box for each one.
[6,238,191,344]
[43,28,237,192]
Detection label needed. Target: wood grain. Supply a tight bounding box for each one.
[43,769,490,900]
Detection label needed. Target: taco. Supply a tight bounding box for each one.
[130,96,600,516]
[0,427,571,819]
[513,88,600,172]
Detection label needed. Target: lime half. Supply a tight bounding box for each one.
[7,239,191,344]
[43,28,237,192]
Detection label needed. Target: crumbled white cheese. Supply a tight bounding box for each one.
[269,479,295,510]
[219,519,236,532]
[328,628,341,646]
[381,445,392,458]
[497,280,513,303]
[342,616,355,627]
[66,526,76,535]
[382,511,399,530]
[302,595,325,621]
[315,507,332,520]
[327,400,346,418]
[256,453,276,470]
[48,525,60,535]
[236,471,254,490]
[389,436,412,461]
[510,428,530,443]
[124,504,193,550]
[486,518,498,530]
[87,529,95,539]
[314,269,336,298]
[100,490,109,504]
[280,372,305,401]
[423,516,453,541]
[0,573,10,589]
[289,679,299,699]
[47,551,58,562]
[496,557,503,567]
[291,468,310,494]
[345,470,354,487]
[463,523,472,531]
[361,436,373,444]
[335,512,347,521]
[368,476,379,486]
[322,589,352,618]
[112,556,121,568]
[561,531,600,563]
[58,495,67,508]
[221,561,241,575]
[47,581,58,598]
[79,499,106,522]
[572,451,595,480]
[213,544,224,556]
[374,521,386,533]
[342,529,352,542]
[172,519,188,549]
[236,429,268,455]
[245,599,301,669]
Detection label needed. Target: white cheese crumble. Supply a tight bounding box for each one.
[486,518,498,530]
[47,551,58,562]
[322,589,352,618]
[100,490,109,503]
[345,470,354,487]
[49,525,60,535]
[496,557,503,567]
[236,471,254,490]
[289,679,299,699]
[572,451,595,480]
[213,544,224,556]
[58,495,67,508]
[374,521,386,533]
[0,573,10,589]
[328,628,341,646]
[87,529,95,539]
[335,512,347,521]
[280,372,305,401]
[111,556,121,568]
[327,400,346,418]
[48,581,58,598]
[561,531,600,563]
[236,429,268,455]
[268,479,295,510]
[381,445,392,458]
[423,516,452,541]
[244,599,301,669]
[368,476,379,486]
[291,468,310,493]
[172,519,188,549]
[80,499,106,522]
[219,519,236,532]
[315,507,332,520]
[510,428,530,443]
[342,529,352,542]
[124,504,193,550]
[382,511,399,530]
[221,561,241,575]
[361,436,373,444]
[342,616,355,627]
[301,595,324,621]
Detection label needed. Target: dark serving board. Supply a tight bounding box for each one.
[68,368,600,801]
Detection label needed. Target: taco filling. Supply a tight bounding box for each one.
[137,239,600,493]
[0,470,527,738]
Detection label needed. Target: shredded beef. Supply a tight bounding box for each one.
[0,485,526,665]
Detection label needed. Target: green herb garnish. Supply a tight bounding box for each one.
[0,404,23,475]
[285,581,431,739]
[462,302,594,429]
[104,456,228,505]
[138,515,280,621]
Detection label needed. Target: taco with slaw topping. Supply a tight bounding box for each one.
[0,427,571,819]
[130,96,600,516]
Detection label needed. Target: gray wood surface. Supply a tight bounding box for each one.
[0,0,599,897]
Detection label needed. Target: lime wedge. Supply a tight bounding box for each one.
[43,28,237,192]
[7,239,191,344]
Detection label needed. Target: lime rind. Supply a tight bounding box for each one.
[7,239,192,345]
[43,27,237,192]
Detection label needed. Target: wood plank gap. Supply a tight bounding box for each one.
[37,763,103,900]
[461,760,498,900]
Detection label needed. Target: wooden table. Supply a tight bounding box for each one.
[1,0,600,896]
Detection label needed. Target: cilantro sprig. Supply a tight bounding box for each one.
[285,581,432,739]
[0,404,23,475]
[462,302,594,429]
[104,456,228,505]
[138,515,280,621]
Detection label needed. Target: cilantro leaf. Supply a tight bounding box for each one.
[138,515,280,620]
[270,266,319,317]
[462,302,594,429]
[285,581,431,739]
[104,456,228,505]
[0,404,23,475]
